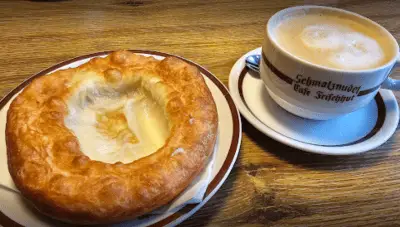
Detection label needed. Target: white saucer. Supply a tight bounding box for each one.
[229,47,399,155]
[0,50,242,227]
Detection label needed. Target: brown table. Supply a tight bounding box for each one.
[1,0,400,226]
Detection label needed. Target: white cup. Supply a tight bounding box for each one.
[260,5,400,120]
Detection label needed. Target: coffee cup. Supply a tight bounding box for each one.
[260,5,400,120]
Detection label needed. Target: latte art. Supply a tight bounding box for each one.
[274,13,392,70]
[300,24,343,50]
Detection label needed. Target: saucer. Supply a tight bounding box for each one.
[229,47,399,155]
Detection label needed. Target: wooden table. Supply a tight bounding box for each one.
[1,0,400,226]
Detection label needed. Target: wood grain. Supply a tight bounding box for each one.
[1,0,400,226]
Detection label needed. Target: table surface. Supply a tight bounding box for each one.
[1,0,400,226]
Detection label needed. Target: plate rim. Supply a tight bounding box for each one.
[229,47,399,155]
[0,50,242,227]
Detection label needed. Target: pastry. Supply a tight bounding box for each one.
[6,51,218,224]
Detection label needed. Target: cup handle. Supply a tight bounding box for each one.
[381,54,400,90]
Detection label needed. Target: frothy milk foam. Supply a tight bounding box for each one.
[274,12,393,70]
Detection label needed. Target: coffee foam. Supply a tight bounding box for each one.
[300,24,343,50]
[274,12,391,70]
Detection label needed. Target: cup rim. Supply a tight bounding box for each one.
[266,5,399,73]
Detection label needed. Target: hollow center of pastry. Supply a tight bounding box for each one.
[64,80,170,164]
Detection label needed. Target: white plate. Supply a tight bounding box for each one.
[0,50,242,227]
[229,47,399,155]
